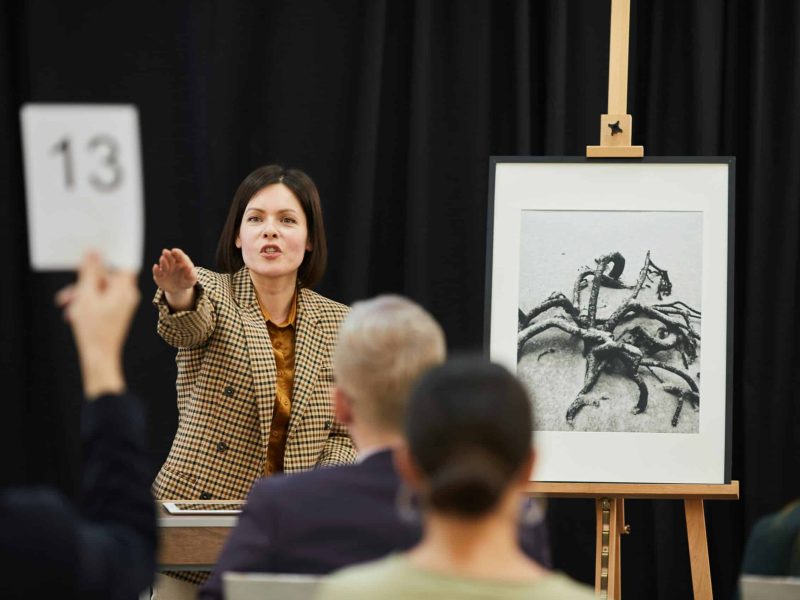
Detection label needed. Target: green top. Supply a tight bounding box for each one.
[315,554,596,600]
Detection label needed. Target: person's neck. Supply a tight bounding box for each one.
[350,424,404,456]
[407,493,545,582]
[250,271,297,323]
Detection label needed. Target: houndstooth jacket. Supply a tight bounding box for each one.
[152,267,355,502]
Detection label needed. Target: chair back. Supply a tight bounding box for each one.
[223,572,322,600]
[740,575,800,600]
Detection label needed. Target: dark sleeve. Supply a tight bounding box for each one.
[76,392,157,599]
[0,488,81,598]
[0,393,157,599]
[199,479,278,600]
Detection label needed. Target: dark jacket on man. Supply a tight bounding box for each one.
[200,449,551,600]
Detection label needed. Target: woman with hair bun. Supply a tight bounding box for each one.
[316,358,594,600]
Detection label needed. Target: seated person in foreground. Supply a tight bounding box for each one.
[0,254,156,600]
[316,358,594,600]
[738,498,800,588]
[201,296,551,600]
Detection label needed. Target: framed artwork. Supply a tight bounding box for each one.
[485,157,734,484]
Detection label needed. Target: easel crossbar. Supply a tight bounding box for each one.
[524,481,739,500]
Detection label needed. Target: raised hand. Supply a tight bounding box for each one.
[152,248,197,292]
[56,252,140,399]
[152,248,198,311]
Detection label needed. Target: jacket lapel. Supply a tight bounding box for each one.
[288,287,331,433]
[232,268,277,452]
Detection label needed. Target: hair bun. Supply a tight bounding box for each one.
[427,447,510,516]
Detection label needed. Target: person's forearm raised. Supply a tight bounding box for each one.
[54,252,156,598]
[56,253,139,400]
[152,248,198,312]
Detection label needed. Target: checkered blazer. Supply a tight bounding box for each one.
[152,267,355,502]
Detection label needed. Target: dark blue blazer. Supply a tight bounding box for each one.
[0,393,156,600]
[200,449,551,600]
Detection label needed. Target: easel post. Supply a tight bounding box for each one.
[595,498,626,599]
[586,0,644,158]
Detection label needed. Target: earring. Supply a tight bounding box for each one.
[395,483,421,524]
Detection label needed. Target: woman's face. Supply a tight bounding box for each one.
[236,183,311,284]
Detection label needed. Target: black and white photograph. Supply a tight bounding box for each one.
[517,210,703,434]
[487,159,734,483]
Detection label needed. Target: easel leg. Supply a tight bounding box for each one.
[684,499,713,600]
[595,498,621,599]
[615,500,624,600]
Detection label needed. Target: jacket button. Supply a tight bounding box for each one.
[324,420,332,430]
[216,441,228,452]
[199,491,212,500]
[223,386,234,397]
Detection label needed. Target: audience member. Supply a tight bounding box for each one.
[0,253,156,600]
[316,358,593,600]
[737,498,800,596]
[201,296,551,600]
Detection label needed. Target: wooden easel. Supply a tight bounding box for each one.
[526,482,739,599]
[533,4,740,599]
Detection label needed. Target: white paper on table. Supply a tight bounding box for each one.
[20,104,144,271]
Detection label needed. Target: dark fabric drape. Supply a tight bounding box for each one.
[2,1,799,598]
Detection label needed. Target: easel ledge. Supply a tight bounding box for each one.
[524,481,739,500]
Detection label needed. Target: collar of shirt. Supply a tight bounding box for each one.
[356,444,396,464]
[257,290,298,327]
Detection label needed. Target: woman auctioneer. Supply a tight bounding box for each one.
[151,165,355,505]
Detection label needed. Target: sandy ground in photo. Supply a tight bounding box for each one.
[517,290,702,433]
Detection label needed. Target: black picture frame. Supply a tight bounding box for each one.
[485,157,735,484]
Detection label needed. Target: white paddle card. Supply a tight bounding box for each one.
[20,104,144,271]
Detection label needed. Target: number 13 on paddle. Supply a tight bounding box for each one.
[20,104,144,271]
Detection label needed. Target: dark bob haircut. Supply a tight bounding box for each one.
[215,165,328,288]
[405,358,533,517]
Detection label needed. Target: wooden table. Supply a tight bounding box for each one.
[158,503,239,571]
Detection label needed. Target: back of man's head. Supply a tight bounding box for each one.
[333,295,446,434]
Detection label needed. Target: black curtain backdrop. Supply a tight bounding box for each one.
[1,1,799,598]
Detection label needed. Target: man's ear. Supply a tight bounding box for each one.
[393,444,425,490]
[333,386,353,426]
